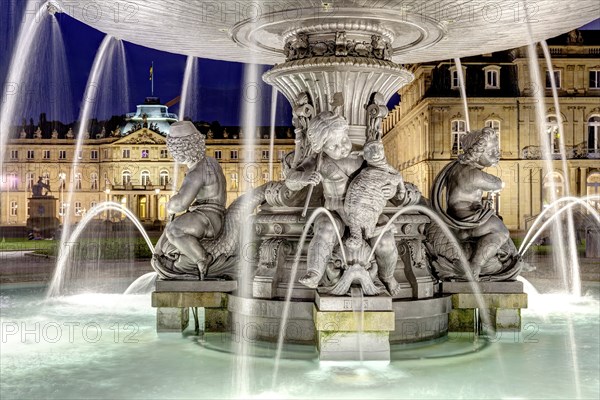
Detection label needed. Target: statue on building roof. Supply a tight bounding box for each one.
[34,126,42,139]
[223,128,229,138]
[51,129,59,139]
[19,128,27,139]
[66,128,74,139]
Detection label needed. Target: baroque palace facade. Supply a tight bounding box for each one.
[0,100,294,229]
[382,30,600,231]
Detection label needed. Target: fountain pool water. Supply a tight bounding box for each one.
[1,282,598,399]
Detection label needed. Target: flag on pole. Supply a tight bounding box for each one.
[149,64,153,81]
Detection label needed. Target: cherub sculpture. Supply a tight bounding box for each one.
[154,121,227,279]
[428,127,523,281]
[285,111,402,295]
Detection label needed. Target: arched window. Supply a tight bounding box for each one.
[542,172,564,206]
[139,196,148,219]
[90,173,98,191]
[141,170,151,186]
[483,66,501,89]
[449,65,466,90]
[485,120,501,150]
[451,120,467,155]
[546,116,560,154]
[122,170,131,186]
[158,197,167,220]
[159,170,169,186]
[588,116,600,156]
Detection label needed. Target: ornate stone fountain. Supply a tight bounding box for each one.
[58,0,599,361]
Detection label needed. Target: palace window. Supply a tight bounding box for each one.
[214,150,222,159]
[587,173,600,211]
[545,70,561,89]
[589,70,600,89]
[91,150,98,160]
[231,173,239,190]
[588,116,600,155]
[278,150,286,161]
[485,120,501,150]
[451,119,467,155]
[42,172,50,185]
[542,172,564,206]
[159,170,169,186]
[77,151,83,160]
[10,201,18,216]
[26,173,34,190]
[122,149,130,158]
[141,170,151,186]
[262,150,270,160]
[230,150,238,160]
[103,149,110,159]
[90,201,97,210]
[483,66,501,89]
[160,149,168,158]
[27,150,34,159]
[74,202,83,216]
[90,173,98,190]
[74,173,82,190]
[122,170,131,185]
[43,150,50,159]
[141,149,149,158]
[59,150,66,160]
[546,116,560,154]
[8,173,18,190]
[10,150,18,159]
[449,65,467,90]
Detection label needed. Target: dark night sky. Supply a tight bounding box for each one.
[1,1,599,127]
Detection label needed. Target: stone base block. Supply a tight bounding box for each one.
[317,331,391,362]
[205,308,230,332]
[315,292,392,311]
[451,292,528,309]
[157,307,189,333]
[448,308,476,332]
[151,292,227,308]
[490,308,521,331]
[313,308,395,332]
[442,281,523,294]
[155,279,237,292]
[152,291,230,334]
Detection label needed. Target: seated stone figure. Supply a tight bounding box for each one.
[428,127,523,281]
[285,111,402,295]
[156,121,227,279]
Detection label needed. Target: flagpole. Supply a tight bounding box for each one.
[151,61,154,96]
